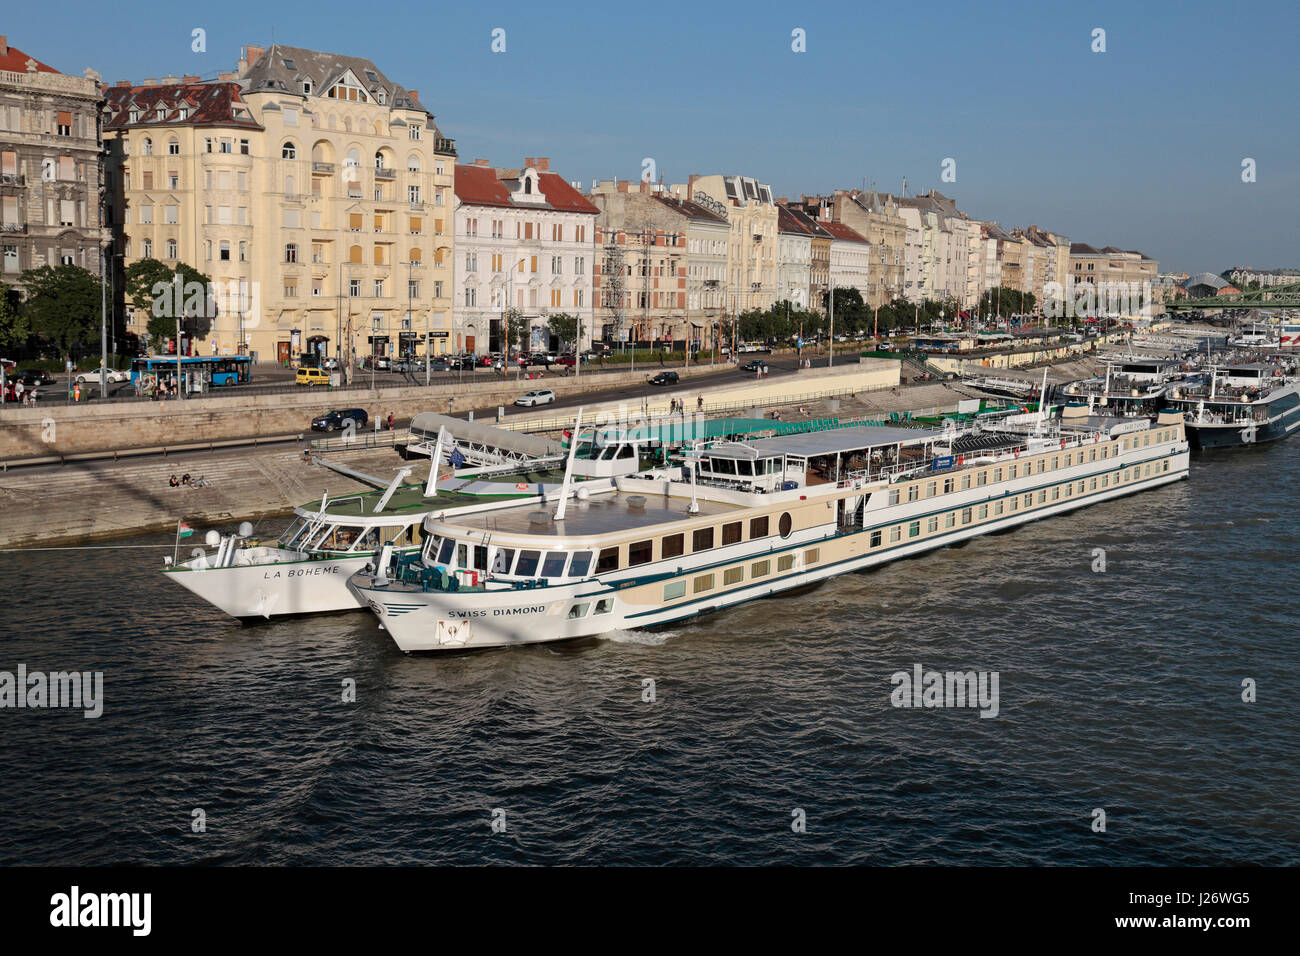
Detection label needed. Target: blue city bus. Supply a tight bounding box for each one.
[130,355,252,389]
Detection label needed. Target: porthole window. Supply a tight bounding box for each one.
[778,512,793,538]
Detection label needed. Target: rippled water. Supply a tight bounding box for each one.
[3,443,1298,865]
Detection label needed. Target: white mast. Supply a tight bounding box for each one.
[552,407,584,521]
[1036,367,1050,432]
[373,466,414,513]
[424,425,449,497]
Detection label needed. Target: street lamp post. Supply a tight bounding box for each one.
[99,246,108,398]
[828,278,836,367]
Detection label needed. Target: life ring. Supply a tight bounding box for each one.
[957,455,964,466]
[515,482,530,491]
[1060,438,1066,449]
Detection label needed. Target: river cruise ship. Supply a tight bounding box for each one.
[1163,363,1300,449]
[351,406,1191,652]
[161,411,843,619]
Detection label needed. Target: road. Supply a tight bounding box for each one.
[6,348,866,474]
[6,346,862,408]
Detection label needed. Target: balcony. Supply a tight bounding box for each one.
[434,137,457,155]
[0,222,27,234]
[311,162,335,174]
[408,201,425,212]
[374,167,396,180]
[0,173,24,186]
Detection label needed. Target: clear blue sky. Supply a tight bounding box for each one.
[9,0,1298,273]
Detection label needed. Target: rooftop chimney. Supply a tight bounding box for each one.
[617,180,629,193]
[116,80,132,88]
[536,157,550,171]
[218,72,236,81]
[524,157,535,168]
[161,75,179,85]
[0,37,7,57]
[143,78,158,86]
[245,45,265,67]
[408,89,418,101]
[473,158,490,167]
[181,74,200,84]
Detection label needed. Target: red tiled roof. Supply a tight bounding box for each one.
[0,43,59,75]
[454,164,598,214]
[820,221,868,243]
[103,82,262,130]
[537,172,598,214]
[454,164,513,207]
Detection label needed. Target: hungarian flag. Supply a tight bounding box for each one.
[177,521,194,538]
[561,428,572,448]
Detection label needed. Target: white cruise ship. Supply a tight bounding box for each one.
[349,405,1191,652]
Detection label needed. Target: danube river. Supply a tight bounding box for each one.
[2,441,1297,865]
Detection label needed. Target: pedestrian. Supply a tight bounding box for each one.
[13,380,23,403]
[387,412,395,431]
[697,395,704,411]
[73,382,81,403]
[181,473,192,486]
[169,474,179,488]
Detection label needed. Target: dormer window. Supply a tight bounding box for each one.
[327,74,369,102]
[302,79,312,95]
[523,176,532,195]
[156,106,168,121]
[129,109,140,123]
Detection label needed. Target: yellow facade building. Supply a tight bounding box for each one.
[104,44,455,365]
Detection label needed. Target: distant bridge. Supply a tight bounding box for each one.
[1168,281,1300,311]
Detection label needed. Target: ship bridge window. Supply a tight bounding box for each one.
[569,551,593,577]
[713,458,737,475]
[618,444,635,459]
[456,543,468,567]
[320,525,363,551]
[436,537,455,565]
[737,460,753,476]
[473,545,488,571]
[515,550,541,576]
[281,518,309,548]
[354,527,381,551]
[542,551,568,577]
[596,547,619,574]
[749,516,769,538]
[492,547,516,573]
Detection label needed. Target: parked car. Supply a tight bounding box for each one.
[425,358,450,373]
[741,359,768,373]
[16,369,55,386]
[73,367,128,385]
[514,388,556,407]
[525,352,555,368]
[555,353,582,367]
[390,358,413,374]
[321,357,340,370]
[648,371,680,386]
[296,367,330,386]
[311,408,369,432]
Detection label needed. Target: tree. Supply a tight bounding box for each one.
[504,307,528,357]
[18,264,104,358]
[979,286,1036,319]
[0,281,29,351]
[546,312,579,351]
[124,258,213,350]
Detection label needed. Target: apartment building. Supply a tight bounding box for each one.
[678,174,779,314]
[0,36,107,290]
[588,179,727,346]
[453,157,597,354]
[104,43,457,362]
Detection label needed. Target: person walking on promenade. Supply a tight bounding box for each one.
[387,412,395,431]
[697,395,704,411]
[73,382,81,403]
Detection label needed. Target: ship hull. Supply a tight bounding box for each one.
[1185,388,1300,449]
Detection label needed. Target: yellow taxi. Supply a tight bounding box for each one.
[296,367,330,386]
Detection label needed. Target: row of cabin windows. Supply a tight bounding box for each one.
[603,513,782,574]
[870,458,1174,548]
[662,548,821,601]
[888,441,1127,505]
[281,519,422,553]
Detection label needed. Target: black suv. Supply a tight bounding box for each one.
[311,408,369,432]
[648,371,680,386]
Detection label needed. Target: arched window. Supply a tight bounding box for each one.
[285,243,298,263]
[165,238,178,258]
[282,141,297,159]
[409,248,422,263]
[238,241,247,262]
[407,154,421,173]
[374,151,386,169]
[142,137,153,156]
[523,176,531,194]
